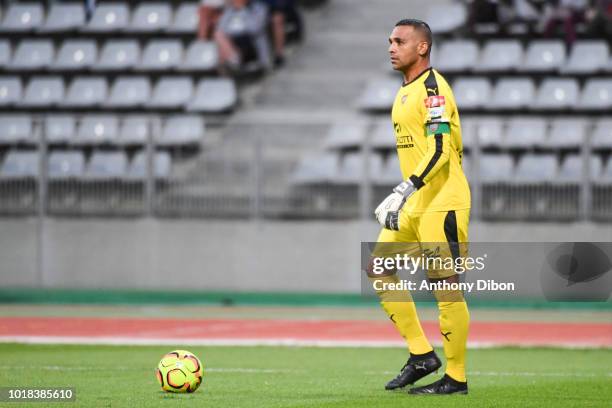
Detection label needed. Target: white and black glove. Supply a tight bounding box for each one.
[374,179,417,231]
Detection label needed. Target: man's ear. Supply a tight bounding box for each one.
[418,41,429,57]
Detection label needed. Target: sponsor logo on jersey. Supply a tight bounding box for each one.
[424,95,445,108]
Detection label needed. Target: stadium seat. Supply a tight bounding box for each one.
[0,3,43,32]
[51,40,97,71]
[118,116,150,145]
[357,78,399,111]
[106,76,151,108]
[45,115,76,144]
[0,150,38,179]
[10,40,54,70]
[48,150,85,180]
[490,78,535,110]
[557,154,603,182]
[603,157,612,182]
[334,152,384,184]
[85,151,128,180]
[0,115,33,144]
[125,151,172,180]
[577,79,612,111]
[476,118,504,147]
[460,117,476,148]
[522,40,566,72]
[148,77,193,109]
[563,41,609,74]
[453,78,492,109]
[188,78,237,112]
[504,117,547,148]
[127,3,172,32]
[323,122,367,150]
[167,3,199,33]
[0,77,22,106]
[535,79,579,110]
[0,40,11,68]
[370,121,396,149]
[95,40,140,71]
[39,2,85,32]
[82,3,130,32]
[63,77,108,107]
[159,115,204,146]
[514,154,558,182]
[290,152,339,184]
[180,41,218,71]
[374,155,402,185]
[21,76,64,107]
[477,40,522,72]
[591,119,612,149]
[435,40,479,73]
[139,40,183,71]
[426,3,467,34]
[545,118,586,148]
[479,154,514,182]
[75,115,119,145]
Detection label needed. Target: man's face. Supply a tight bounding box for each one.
[231,0,248,8]
[388,25,429,72]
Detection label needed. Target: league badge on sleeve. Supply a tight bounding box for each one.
[424,95,446,119]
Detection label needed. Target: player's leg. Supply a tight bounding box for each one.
[409,209,470,395]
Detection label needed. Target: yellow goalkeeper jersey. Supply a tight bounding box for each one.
[391,67,471,214]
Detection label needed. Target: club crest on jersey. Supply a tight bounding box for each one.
[401,95,408,104]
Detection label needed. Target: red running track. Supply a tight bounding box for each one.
[0,317,610,348]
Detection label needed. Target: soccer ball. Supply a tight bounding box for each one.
[156,349,204,393]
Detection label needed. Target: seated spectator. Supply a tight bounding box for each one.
[541,0,589,44]
[585,0,612,39]
[214,0,272,73]
[259,0,303,67]
[198,0,225,40]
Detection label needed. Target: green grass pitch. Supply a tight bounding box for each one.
[0,344,610,407]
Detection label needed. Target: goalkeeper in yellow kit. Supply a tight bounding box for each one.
[370,19,471,395]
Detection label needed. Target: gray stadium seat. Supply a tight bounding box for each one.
[48,151,85,180]
[426,3,467,34]
[167,3,199,33]
[514,154,558,182]
[522,40,566,72]
[118,116,149,145]
[148,77,193,109]
[535,79,579,110]
[0,150,38,179]
[85,151,128,180]
[370,121,396,149]
[453,78,492,109]
[125,151,171,180]
[21,76,64,107]
[557,155,603,182]
[0,77,22,106]
[75,115,119,145]
[0,115,33,144]
[592,119,612,149]
[188,78,237,112]
[52,40,97,71]
[11,40,54,70]
[335,152,383,184]
[39,2,85,32]
[545,118,586,148]
[374,155,403,185]
[460,117,476,148]
[357,78,399,111]
[139,40,183,71]
[0,3,43,32]
[159,115,204,146]
[563,41,609,74]
[577,79,612,111]
[504,117,547,148]
[323,122,367,150]
[477,40,522,72]
[0,40,11,68]
[490,78,535,110]
[435,40,479,72]
[181,41,218,71]
[603,158,612,182]
[45,116,76,144]
[106,76,151,108]
[479,154,513,182]
[95,40,140,71]
[290,152,339,184]
[64,77,108,107]
[128,3,172,32]
[476,118,504,147]
[82,3,130,32]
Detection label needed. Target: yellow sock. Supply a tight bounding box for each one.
[437,298,470,382]
[369,274,433,355]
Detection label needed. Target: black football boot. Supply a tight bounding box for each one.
[409,373,468,395]
[385,350,442,390]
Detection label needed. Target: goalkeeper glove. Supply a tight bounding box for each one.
[374,179,417,230]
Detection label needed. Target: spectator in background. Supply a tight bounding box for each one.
[214,0,272,73]
[198,0,225,40]
[585,0,612,39]
[259,0,302,67]
[541,0,589,44]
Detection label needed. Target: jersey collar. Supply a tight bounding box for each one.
[402,67,432,87]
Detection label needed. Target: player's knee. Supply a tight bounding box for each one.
[366,257,396,278]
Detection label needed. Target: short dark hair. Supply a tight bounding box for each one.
[395,19,433,56]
